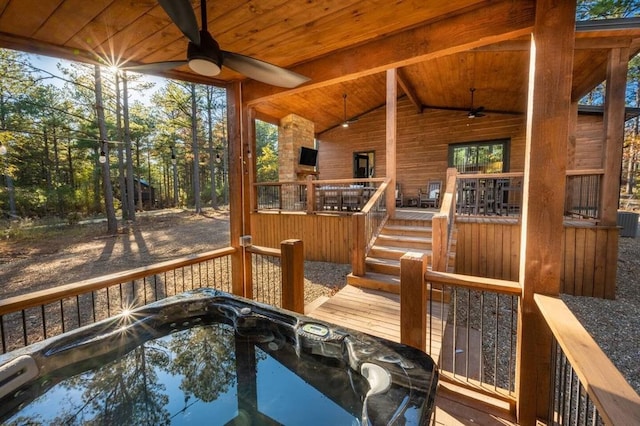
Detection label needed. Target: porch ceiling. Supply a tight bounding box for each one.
[0,1,638,133]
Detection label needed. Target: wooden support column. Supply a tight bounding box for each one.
[281,239,304,314]
[400,252,427,351]
[227,82,245,296]
[601,47,630,226]
[386,69,397,216]
[516,1,575,424]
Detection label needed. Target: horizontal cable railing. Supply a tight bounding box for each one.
[535,294,640,425]
[0,247,236,354]
[424,270,522,399]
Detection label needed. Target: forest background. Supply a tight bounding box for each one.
[0,1,639,233]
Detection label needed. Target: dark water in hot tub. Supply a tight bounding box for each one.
[0,290,437,425]
[5,322,368,425]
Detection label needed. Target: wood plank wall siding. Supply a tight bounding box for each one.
[455,221,619,299]
[251,212,617,298]
[251,212,353,264]
[317,97,607,200]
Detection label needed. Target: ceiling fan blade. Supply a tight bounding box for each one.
[123,60,188,73]
[158,0,201,45]
[222,51,310,88]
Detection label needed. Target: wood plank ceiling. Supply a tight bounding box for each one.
[0,1,638,134]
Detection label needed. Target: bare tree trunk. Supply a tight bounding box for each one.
[94,65,117,234]
[191,83,201,213]
[206,86,218,208]
[123,71,136,221]
[115,72,127,221]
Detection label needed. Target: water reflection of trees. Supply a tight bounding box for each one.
[7,323,240,425]
[166,324,238,403]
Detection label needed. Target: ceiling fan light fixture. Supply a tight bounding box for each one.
[187,32,223,76]
[188,57,221,76]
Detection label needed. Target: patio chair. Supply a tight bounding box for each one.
[395,183,403,207]
[419,180,441,208]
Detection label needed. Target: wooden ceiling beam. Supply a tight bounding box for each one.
[243,0,536,105]
[396,68,423,114]
[473,36,636,52]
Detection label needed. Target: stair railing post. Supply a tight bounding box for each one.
[281,239,305,314]
[351,212,366,276]
[432,214,448,272]
[400,252,427,351]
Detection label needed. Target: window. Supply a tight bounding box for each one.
[448,139,509,174]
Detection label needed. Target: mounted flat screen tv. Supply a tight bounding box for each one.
[298,146,318,167]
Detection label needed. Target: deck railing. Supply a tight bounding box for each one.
[255,181,307,211]
[0,247,235,354]
[453,170,605,222]
[454,172,524,217]
[422,270,521,400]
[254,178,384,214]
[536,294,640,425]
[564,169,603,220]
[0,240,305,355]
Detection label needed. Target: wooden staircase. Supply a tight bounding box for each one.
[347,216,456,293]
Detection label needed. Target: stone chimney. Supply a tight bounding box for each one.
[278,114,316,182]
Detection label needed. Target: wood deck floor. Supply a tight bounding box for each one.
[306,285,518,425]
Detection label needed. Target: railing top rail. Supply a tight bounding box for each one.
[360,178,391,214]
[0,246,237,316]
[438,171,457,217]
[254,177,386,187]
[456,172,524,179]
[246,245,281,257]
[425,270,522,296]
[566,168,605,176]
[535,294,640,425]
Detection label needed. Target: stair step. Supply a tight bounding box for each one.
[347,272,451,302]
[347,272,400,293]
[375,234,432,250]
[365,256,400,275]
[381,224,432,237]
[369,245,432,261]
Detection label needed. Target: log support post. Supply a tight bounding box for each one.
[516,1,576,424]
[400,252,427,351]
[281,239,305,313]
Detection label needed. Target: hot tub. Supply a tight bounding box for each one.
[0,289,438,425]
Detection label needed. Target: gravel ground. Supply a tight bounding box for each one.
[561,235,640,395]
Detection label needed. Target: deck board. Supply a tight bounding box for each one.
[307,284,448,363]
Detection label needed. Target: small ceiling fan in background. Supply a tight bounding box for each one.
[341,94,359,128]
[126,0,309,88]
[467,88,486,118]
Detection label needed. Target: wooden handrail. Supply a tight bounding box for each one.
[535,294,640,425]
[0,247,237,316]
[425,270,522,296]
[565,168,605,176]
[254,178,386,187]
[246,245,281,257]
[360,178,390,214]
[432,168,457,271]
